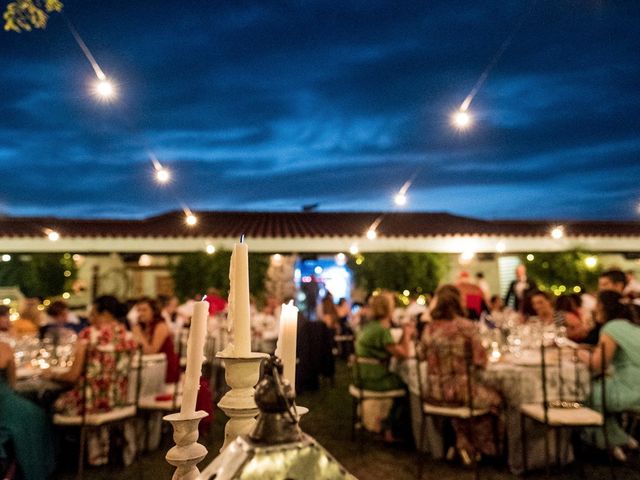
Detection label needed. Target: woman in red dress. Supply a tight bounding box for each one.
[132,297,180,383]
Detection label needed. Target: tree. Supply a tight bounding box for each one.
[171,251,270,301]
[4,0,63,33]
[348,251,448,295]
[519,251,602,294]
[0,253,76,298]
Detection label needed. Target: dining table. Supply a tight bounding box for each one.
[393,347,590,474]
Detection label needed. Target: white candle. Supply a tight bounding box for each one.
[228,239,251,356]
[180,299,208,415]
[275,300,299,389]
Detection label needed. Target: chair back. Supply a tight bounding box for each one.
[418,338,475,412]
[538,342,606,423]
[78,342,140,422]
[352,355,385,394]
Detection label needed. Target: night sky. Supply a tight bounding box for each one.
[2,0,639,220]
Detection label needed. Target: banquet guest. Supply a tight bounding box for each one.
[0,341,55,479]
[456,271,485,319]
[40,300,82,341]
[131,297,180,383]
[251,297,280,353]
[14,298,41,337]
[504,264,537,312]
[49,296,138,465]
[529,290,586,341]
[599,269,640,321]
[320,294,339,330]
[475,272,491,303]
[487,295,506,326]
[0,306,15,340]
[578,290,640,460]
[205,287,227,316]
[354,292,415,440]
[421,285,502,460]
[336,297,351,328]
[555,294,589,341]
[624,270,640,298]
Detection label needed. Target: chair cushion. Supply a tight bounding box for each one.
[422,402,490,418]
[53,405,137,426]
[348,384,406,399]
[138,394,182,411]
[520,403,603,426]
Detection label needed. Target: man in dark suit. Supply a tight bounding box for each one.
[504,264,537,312]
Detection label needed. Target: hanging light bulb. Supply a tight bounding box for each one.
[452,110,471,130]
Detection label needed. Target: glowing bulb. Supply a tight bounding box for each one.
[495,241,506,253]
[452,110,471,129]
[366,229,377,240]
[93,79,116,100]
[394,192,407,206]
[185,214,197,226]
[459,250,475,264]
[550,226,565,239]
[155,167,171,184]
[403,290,410,297]
[1,254,10,262]
[138,254,152,267]
[584,256,598,268]
[349,244,359,255]
[206,244,216,255]
[62,292,70,299]
[47,230,60,241]
[526,254,535,261]
[335,253,347,266]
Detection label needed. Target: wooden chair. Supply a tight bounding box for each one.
[519,342,614,478]
[348,356,406,443]
[52,345,141,479]
[415,340,499,480]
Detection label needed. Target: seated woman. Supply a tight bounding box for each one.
[132,297,180,384]
[530,290,587,341]
[0,340,55,479]
[48,296,138,465]
[578,290,640,461]
[354,292,415,440]
[421,284,502,462]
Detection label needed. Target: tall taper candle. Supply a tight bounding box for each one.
[180,298,208,415]
[228,238,251,356]
[275,300,299,389]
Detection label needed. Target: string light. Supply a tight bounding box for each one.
[155,167,171,184]
[584,256,598,268]
[394,192,407,206]
[550,225,565,239]
[206,244,216,255]
[495,241,506,253]
[92,78,116,101]
[46,229,60,241]
[366,229,377,240]
[1,254,10,262]
[349,244,359,255]
[452,109,472,130]
[185,213,197,226]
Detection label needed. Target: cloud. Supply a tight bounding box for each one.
[0,0,639,220]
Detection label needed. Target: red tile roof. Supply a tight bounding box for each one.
[0,211,638,238]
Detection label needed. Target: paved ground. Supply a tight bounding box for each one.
[54,361,640,480]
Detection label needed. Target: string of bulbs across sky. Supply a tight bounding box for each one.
[22,4,553,253]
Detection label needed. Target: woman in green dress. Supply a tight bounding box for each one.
[354,292,415,440]
[578,290,640,460]
[0,341,55,479]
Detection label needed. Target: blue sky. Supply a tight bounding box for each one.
[1,0,639,220]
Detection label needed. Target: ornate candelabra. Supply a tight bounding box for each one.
[216,351,269,451]
[163,410,209,480]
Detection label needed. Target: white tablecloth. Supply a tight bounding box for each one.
[394,353,590,474]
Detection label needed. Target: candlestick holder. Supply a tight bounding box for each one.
[216,351,269,451]
[163,410,209,480]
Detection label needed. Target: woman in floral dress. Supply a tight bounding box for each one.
[48,296,137,464]
[421,284,503,461]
